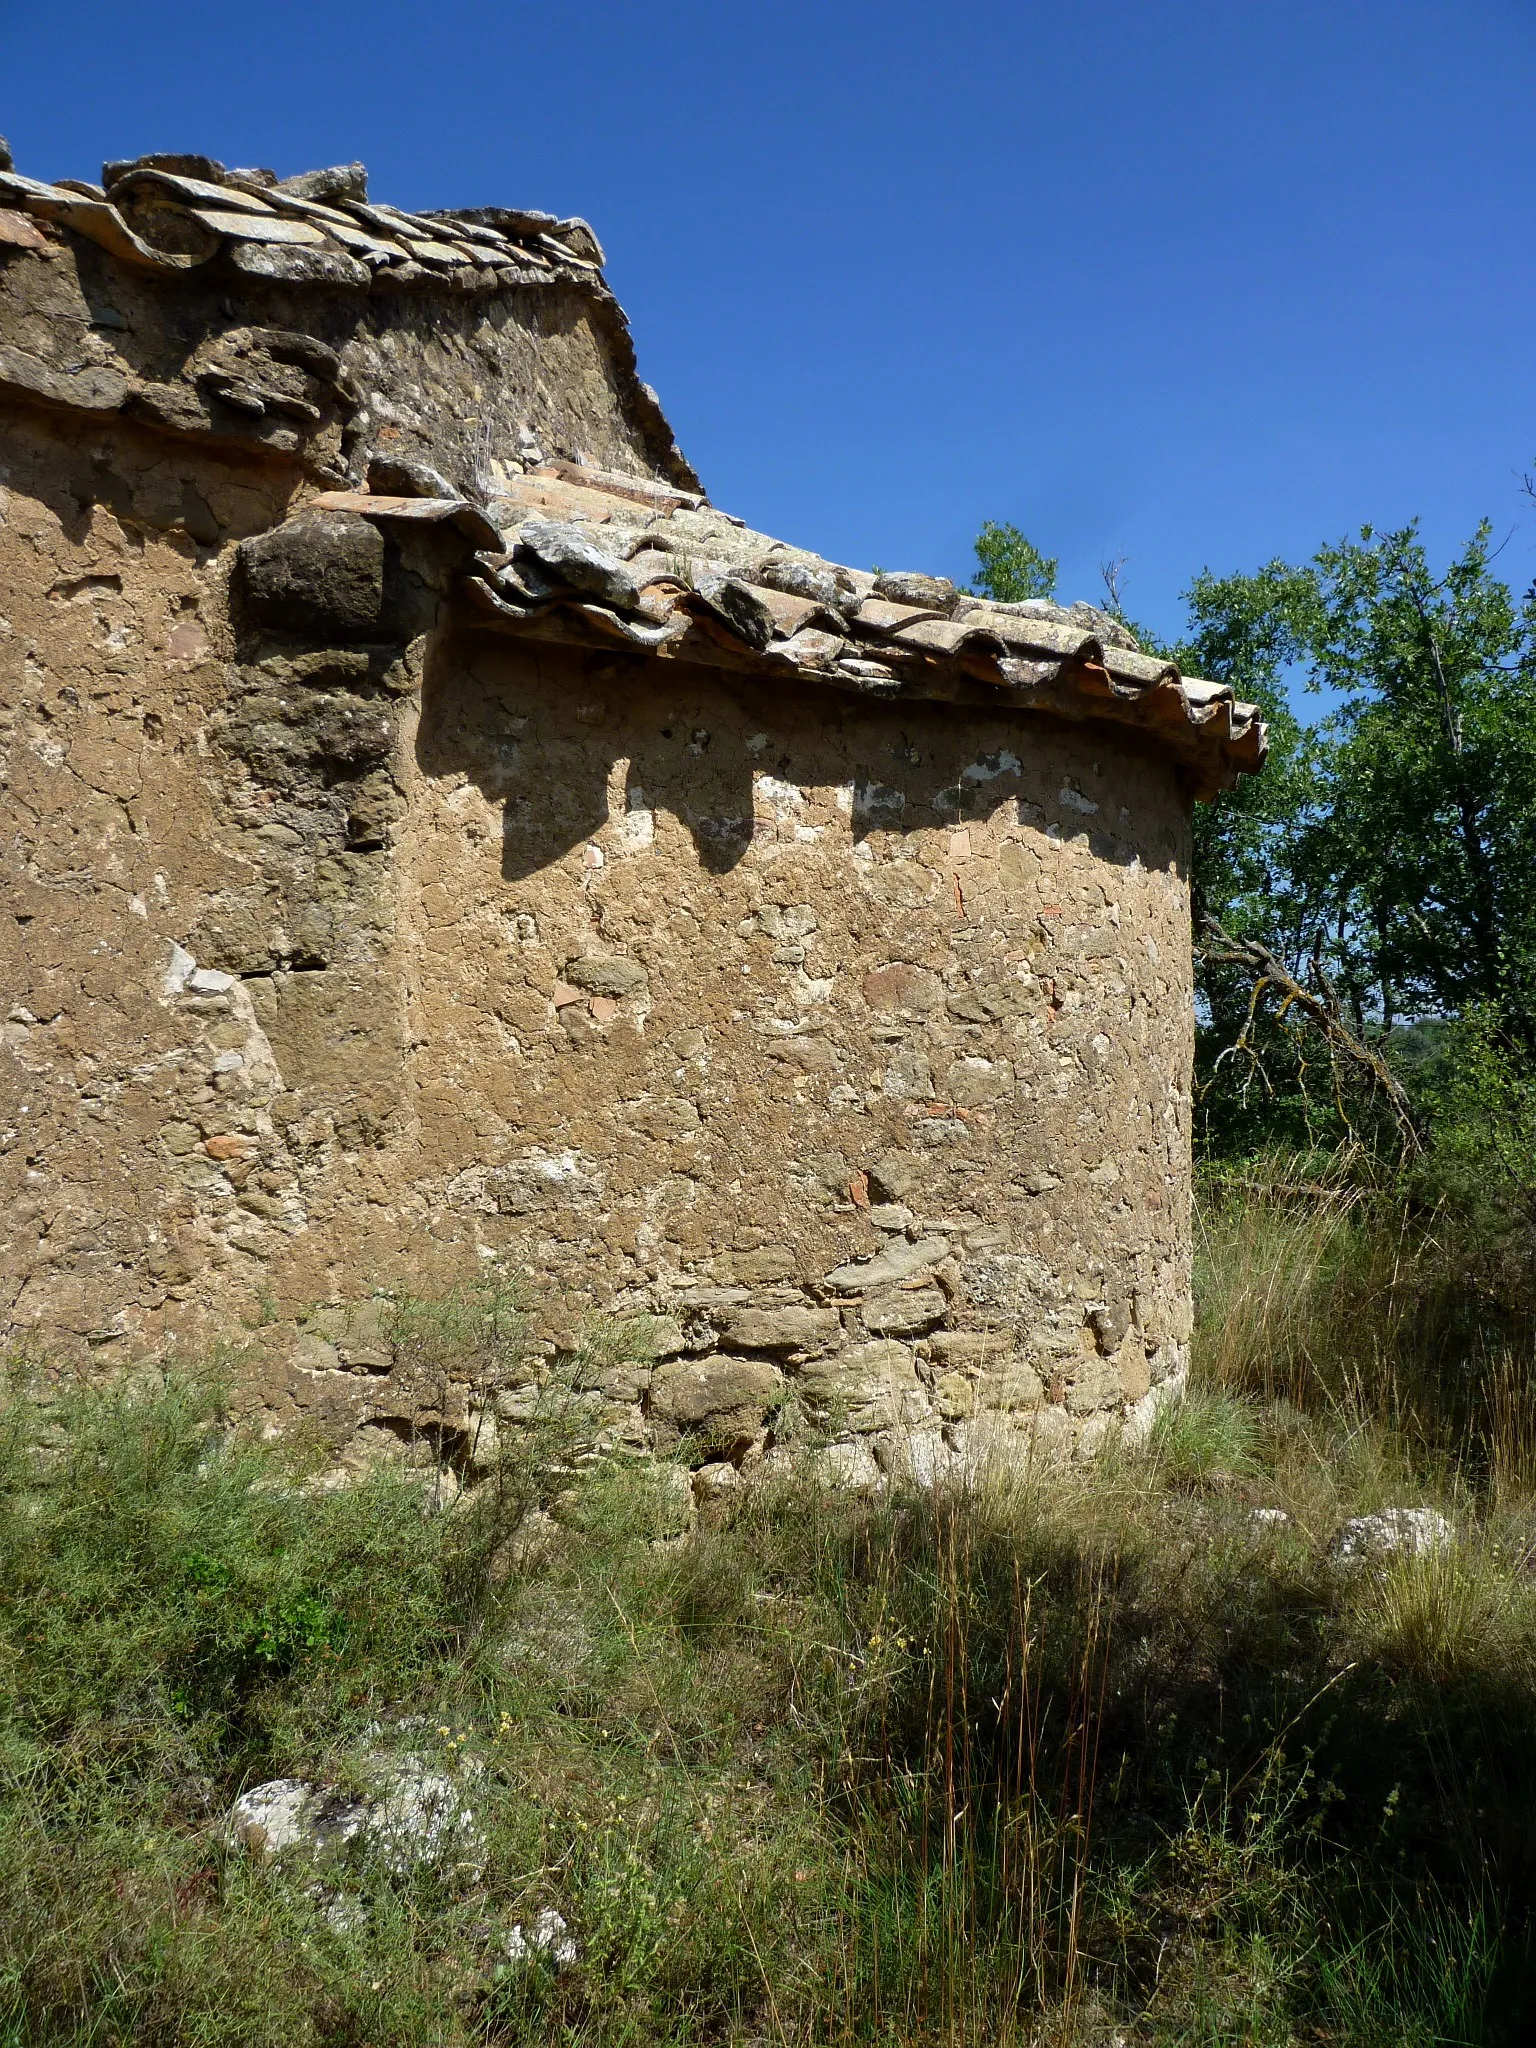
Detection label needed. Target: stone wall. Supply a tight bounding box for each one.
[0,160,1221,1489]
[0,425,1193,1478]
[389,634,1196,1482]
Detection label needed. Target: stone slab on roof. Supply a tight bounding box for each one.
[0,153,605,288]
[315,471,1267,796]
[0,145,1265,794]
[0,148,698,493]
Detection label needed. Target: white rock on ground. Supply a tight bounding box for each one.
[1331,1507,1455,1563]
[503,1907,578,1968]
[226,1779,367,1861]
[366,1756,484,1877]
[1249,1506,1293,1532]
[226,1757,483,1876]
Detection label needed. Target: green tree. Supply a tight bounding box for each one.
[1172,570,1332,1152]
[1183,520,1536,1148]
[971,521,1058,603]
[1189,524,1536,1031]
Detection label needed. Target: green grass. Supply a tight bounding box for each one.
[2,1200,1535,2045]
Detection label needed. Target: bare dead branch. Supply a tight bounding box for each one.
[1198,914,1423,1154]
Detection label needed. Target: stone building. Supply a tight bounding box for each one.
[0,145,1264,1484]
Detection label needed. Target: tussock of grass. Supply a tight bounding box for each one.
[1148,1386,1264,1489]
[1346,1537,1520,1682]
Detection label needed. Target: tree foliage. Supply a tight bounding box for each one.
[1181,521,1536,1149]
[971,520,1058,603]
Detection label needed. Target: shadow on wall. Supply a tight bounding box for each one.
[415,630,1184,883]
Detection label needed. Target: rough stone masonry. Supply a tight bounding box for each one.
[0,143,1265,1488]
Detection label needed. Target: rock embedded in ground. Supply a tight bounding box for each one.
[225,1756,483,1876]
[366,1755,484,1876]
[1248,1506,1292,1533]
[502,1907,577,1968]
[1331,1507,1454,1563]
[226,1779,368,1862]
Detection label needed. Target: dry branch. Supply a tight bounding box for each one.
[1199,914,1423,1154]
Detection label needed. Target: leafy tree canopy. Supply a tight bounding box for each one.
[972,521,1058,603]
[1185,522,1536,1040]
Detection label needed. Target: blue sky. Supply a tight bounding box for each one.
[7,0,1536,648]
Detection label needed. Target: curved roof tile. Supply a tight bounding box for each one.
[0,145,1265,794]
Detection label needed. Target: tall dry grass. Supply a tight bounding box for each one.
[1195,1153,1536,1498]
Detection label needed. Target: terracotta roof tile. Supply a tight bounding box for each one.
[0,144,1265,793]
[461,470,1266,794]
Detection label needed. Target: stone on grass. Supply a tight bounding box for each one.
[1331,1507,1454,1564]
[502,1907,577,1968]
[318,1890,368,1934]
[1249,1506,1292,1534]
[226,1779,367,1862]
[366,1755,483,1876]
[225,1756,483,1878]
